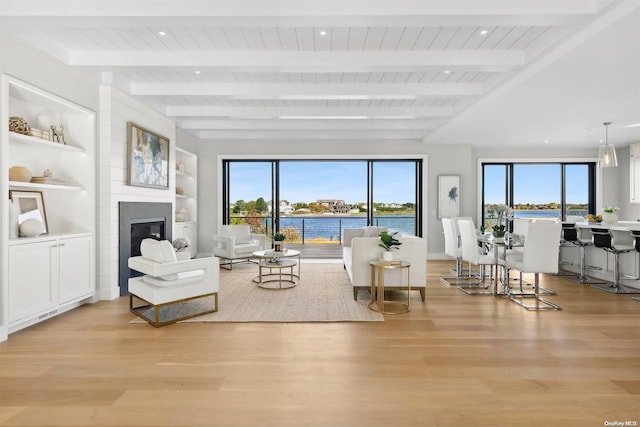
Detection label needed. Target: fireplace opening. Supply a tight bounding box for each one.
[119,202,172,296]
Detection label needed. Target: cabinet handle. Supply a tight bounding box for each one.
[58,243,66,247]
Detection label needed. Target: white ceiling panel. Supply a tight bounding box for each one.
[1,0,637,145]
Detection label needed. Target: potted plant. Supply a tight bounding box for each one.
[378,230,402,261]
[273,232,286,252]
[602,206,619,224]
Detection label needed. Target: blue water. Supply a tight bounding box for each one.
[255,215,416,241]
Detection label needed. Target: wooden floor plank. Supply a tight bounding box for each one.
[1,260,639,426]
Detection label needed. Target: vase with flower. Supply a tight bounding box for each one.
[488,204,514,238]
[602,206,619,224]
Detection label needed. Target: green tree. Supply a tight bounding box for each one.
[233,199,246,214]
[255,197,268,213]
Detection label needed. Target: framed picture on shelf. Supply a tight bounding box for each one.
[127,122,170,189]
[9,190,49,234]
[437,175,461,219]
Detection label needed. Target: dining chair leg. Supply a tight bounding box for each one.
[508,273,561,310]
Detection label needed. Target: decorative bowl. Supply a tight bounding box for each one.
[9,166,32,182]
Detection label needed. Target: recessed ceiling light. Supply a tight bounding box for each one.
[195,70,201,75]
[544,139,549,144]
[320,30,327,36]
[158,31,167,36]
[444,70,451,74]
[480,29,488,35]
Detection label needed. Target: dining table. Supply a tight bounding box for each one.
[476,232,524,295]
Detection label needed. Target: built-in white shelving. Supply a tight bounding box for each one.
[174,147,197,257]
[1,74,97,340]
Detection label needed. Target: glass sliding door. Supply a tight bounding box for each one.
[279,160,367,244]
[223,158,423,249]
[482,164,509,229]
[564,164,591,221]
[371,161,419,236]
[225,161,273,235]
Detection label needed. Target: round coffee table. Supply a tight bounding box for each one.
[253,259,298,289]
[252,249,301,281]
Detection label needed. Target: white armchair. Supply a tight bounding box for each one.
[213,224,267,269]
[128,238,219,327]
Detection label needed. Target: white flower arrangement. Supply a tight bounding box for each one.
[602,206,619,213]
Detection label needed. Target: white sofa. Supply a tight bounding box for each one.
[342,227,427,301]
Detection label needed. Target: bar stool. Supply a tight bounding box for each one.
[590,228,639,294]
[561,223,605,284]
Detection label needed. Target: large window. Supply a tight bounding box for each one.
[482,162,595,228]
[223,159,422,242]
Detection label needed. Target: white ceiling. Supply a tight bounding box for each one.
[1,0,639,147]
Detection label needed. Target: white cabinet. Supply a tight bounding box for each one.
[59,235,94,304]
[8,235,93,326]
[8,239,58,323]
[631,143,640,204]
[175,147,197,254]
[1,75,96,338]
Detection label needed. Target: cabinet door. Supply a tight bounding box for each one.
[59,236,94,304]
[8,240,58,323]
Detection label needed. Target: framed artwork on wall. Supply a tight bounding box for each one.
[9,190,49,234]
[438,175,460,219]
[127,122,170,189]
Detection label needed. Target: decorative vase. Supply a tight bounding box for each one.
[19,218,44,237]
[602,212,618,224]
[9,166,32,182]
[382,251,394,261]
[274,242,283,252]
[493,230,506,238]
[8,200,20,239]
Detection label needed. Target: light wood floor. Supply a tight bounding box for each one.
[1,260,639,427]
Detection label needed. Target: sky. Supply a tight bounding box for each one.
[229,161,589,206]
[484,164,589,205]
[229,161,416,204]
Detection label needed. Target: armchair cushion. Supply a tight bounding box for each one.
[221,224,252,244]
[363,226,387,238]
[140,238,177,263]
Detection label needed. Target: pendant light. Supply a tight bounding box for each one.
[597,121,618,168]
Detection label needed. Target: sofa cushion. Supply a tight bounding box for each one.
[362,226,387,238]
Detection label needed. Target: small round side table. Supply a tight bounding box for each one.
[368,260,411,314]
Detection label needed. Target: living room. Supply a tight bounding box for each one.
[1,2,639,425]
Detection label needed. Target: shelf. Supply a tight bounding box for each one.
[175,193,193,199]
[9,181,84,191]
[9,132,85,153]
[176,170,193,178]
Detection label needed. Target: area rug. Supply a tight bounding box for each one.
[130,261,383,323]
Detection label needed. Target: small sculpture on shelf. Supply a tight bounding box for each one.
[9,116,30,135]
[50,124,66,144]
[172,237,192,260]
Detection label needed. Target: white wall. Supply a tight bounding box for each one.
[97,85,176,299]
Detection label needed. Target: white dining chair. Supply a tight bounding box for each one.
[440,216,477,286]
[505,220,562,310]
[457,218,505,295]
